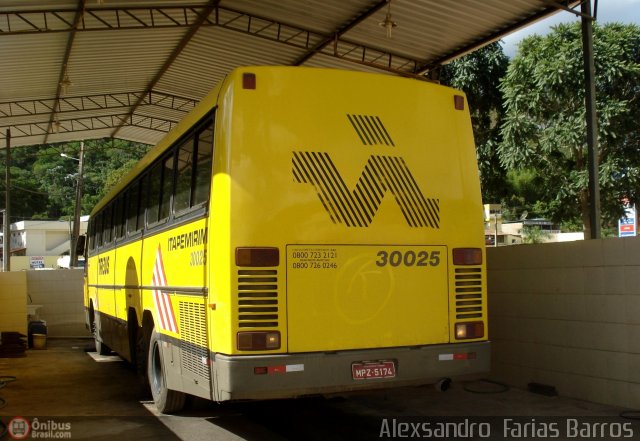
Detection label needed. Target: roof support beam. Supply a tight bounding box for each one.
[542,0,594,20]
[415,2,581,74]
[0,91,196,118]
[293,0,388,66]
[110,0,220,138]
[43,0,85,144]
[214,6,421,76]
[1,114,176,139]
[0,3,422,77]
[0,5,207,34]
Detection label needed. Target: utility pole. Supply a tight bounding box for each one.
[3,129,11,272]
[70,141,85,267]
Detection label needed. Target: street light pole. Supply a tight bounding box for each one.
[70,141,85,267]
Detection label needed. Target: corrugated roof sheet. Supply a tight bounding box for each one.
[0,0,577,148]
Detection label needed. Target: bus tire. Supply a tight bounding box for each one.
[148,328,185,414]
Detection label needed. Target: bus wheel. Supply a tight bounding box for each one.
[148,328,185,413]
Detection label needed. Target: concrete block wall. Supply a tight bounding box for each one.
[487,237,640,409]
[0,271,28,335]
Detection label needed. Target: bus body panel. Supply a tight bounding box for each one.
[140,218,209,338]
[140,218,212,396]
[207,82,234,357]
[94,247,116,316]
[222,67,486,356]
[93,247,117,350]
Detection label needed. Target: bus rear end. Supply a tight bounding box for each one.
[209,67,488,401]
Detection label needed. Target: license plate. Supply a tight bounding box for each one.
[351,360,396,380]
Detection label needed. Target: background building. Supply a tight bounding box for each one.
[0,217,88,270]
[484,204,584,245]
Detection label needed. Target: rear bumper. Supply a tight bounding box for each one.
[212,341,490,401]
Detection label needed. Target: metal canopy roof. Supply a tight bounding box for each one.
[0,0,578,148]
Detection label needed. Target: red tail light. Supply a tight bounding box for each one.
[452,248,482,265]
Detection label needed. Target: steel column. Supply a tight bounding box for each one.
[70,141,85,267]
[581,0,601,239]
[3,129,10,271]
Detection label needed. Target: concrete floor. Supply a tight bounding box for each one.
[1,338,639,440]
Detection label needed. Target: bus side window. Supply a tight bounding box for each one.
[159,153,175,222]
[126,181,141,235]
[193,123,214,206]
[114,195,125,240]
[95,212,103,248]
[146,164,162,226]
[103,204,113,244]
[174,138,195,214]
[88,218,95,252]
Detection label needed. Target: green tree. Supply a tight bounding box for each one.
[1,139,150,220]
[440,42,510,203]
[500,168,547,221]
[1,146,50,220]
[499,22,640,237]
[78,139,150,214]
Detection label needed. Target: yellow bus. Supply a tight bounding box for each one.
[84,66,489,413]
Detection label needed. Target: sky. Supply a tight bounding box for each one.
[501,0,640,57]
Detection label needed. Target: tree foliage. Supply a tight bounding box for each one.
[1,139,150,221]
[440,42,510,203]
[499,22,640,235]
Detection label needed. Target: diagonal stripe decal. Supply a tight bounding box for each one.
[347,114,395,146]
[152,245,179,334]
[293,151,439,228]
